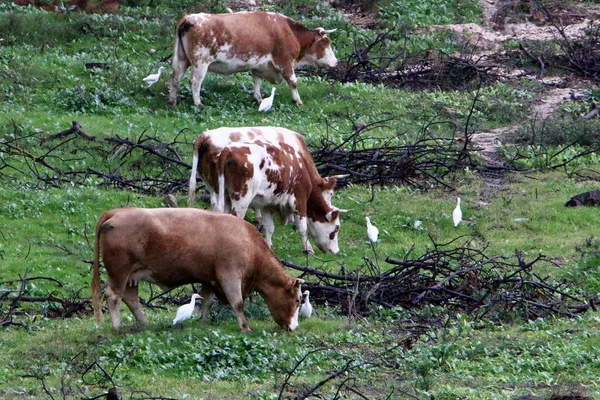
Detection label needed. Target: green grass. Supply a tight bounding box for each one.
[1,1,600,399]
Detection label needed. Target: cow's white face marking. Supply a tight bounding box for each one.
[298,44,337,68]
[289,303,300,331]
[308,215,341,254]
[322,46,338,67]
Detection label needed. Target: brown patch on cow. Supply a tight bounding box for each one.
[222,147,253,204]
[229,132,242,142]
[259,158,266,170]
[329,224,340,240]
[195,136,221,191]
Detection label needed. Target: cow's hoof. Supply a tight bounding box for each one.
[303,249,315,256]
[295,100,303,106]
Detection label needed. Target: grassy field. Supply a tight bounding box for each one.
[1,1,600,399]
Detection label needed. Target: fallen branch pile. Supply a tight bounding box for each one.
[312,120,471,189]
[315,30,500,91]
[0,120,193,195]
[284,236,595,322]
[1,120,473,194]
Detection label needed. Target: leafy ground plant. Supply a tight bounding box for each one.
[1,1,600,399]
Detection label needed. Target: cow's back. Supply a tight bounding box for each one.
[98,208,270,287]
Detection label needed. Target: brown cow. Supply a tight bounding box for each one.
[91,207,304,332]
[168,12,337,106]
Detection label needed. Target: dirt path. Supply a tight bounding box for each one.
[461,1,594,190]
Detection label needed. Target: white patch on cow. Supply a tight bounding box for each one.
[193,47,212,60]
[289,303,300,331]
[205,127,304,156]
[220,43,232,53]
[188,14,208,24]
[209,53,274,75]
[308,215,341,254]
[298,45,337,68]
[322,46,338,67]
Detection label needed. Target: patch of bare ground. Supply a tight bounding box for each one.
[460,0,599,192]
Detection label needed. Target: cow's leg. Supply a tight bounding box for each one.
[260,210,275,248]
[200,285,216,323]
[252,73,264,103]
[122,285,148,326]
[217,271,250,332]
[169,57,190,105]
[105,284,123,329]
[295,215,315,255]
[281,66,302,105]
[191,63,209,106]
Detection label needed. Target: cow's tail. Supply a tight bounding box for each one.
[216,149,229,213]
[188,144,199,207]
[174,18,194,63]
[91,212,112,328]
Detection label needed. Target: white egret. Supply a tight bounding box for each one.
[143,66,165,87]
[258,87,276,112]
[452,197,462,227]
[173,293,201,325]
[299,290,312,318]
[365,216,379,243]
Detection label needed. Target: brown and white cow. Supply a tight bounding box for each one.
[188,126,345,210]
[168,12,337,106]
[91,207,304,332]
[188,128,347,254]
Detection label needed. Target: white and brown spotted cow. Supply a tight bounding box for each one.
[91,207,304,332]
[188,126,345,210]
[188,127,347,254]
[168,12,337,106]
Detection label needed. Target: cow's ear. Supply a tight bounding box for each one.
[325,210,337,222]
[293,278,305,290]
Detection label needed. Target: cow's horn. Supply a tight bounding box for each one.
[328,174,349,180]
[317,28,337,35]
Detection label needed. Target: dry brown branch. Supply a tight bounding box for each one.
[283,236,590,322]
[582,103,599,120]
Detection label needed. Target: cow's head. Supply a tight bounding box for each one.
[264,278,304,331]
[308,206,348,254]
[318,174,348,205]
[300,28,338,68]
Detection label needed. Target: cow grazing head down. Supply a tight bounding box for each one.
[91,207,305,332]
[263,278,304,331]
[307,207,348,254]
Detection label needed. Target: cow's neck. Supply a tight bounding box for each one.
[288,21,315,61]
[306,188,330,222]
[253,257,293,296]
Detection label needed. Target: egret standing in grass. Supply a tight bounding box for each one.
[365,216,379,243]
[365,216,380,266]
[299,290,312,318]
[143,66,165,87]
[173,293,201,325]
[258,87,276,112]
[452,197,462,227]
